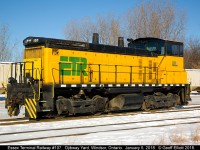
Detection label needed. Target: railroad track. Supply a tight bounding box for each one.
[0,118,28,124]
[1,105,200,126]
[0,115,200,144]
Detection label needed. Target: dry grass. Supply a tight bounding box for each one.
[169,127,187,145]
[152,126,200,145]
[157,135,166,145]
[191,125,200,144]
[152,134,169,145]
[152,124,200,145]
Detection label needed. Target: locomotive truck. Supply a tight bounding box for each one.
[5,33,191,119]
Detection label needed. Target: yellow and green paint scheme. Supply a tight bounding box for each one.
[24,46,187,85]
[5,36,189,119]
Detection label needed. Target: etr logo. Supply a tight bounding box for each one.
[60,56,88,76]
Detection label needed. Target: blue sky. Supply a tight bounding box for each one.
[0,0,200,52]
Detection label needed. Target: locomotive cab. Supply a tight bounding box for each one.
[128,37,183,56]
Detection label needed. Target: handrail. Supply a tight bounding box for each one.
[58,62,159,84]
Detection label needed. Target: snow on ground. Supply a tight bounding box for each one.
[0,94,200,145]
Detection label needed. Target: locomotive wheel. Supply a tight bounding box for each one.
[92,95,107,113]
[174,94,181,106]
[141,101,149,111]
[92,95,101,100]
[56,99,64,115]
[180,88,185,104]
[104,101,109,113]
[56,98,70,116]
[96,99,105,112]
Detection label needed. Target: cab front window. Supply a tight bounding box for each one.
[145,42,157,51]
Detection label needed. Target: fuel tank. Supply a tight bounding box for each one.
[109,93,144,111]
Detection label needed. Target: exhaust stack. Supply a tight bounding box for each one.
[92,33,99,44]
[118,37,124,47]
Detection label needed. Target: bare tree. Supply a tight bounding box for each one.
[124,0,186,42]
[64,14,122,45]
[96,14,122,45]
[64,20,81,41]
[0,24,11,61]
[109,16,121,45]
[80,17,96,42]
[64,17,97,43]
[96,15,110,44]
[184,37,200,69]
[0,24,20,62]
[64,0,186,45]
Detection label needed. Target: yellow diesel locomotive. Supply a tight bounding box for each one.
[5,33,191,119]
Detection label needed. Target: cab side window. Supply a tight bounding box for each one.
[179,45,183,56]
[166,42,183,56]
[166,43,172,55]
[172,44,179,55]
